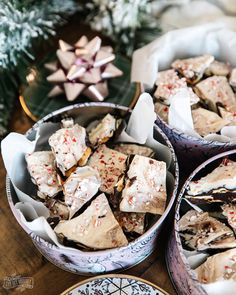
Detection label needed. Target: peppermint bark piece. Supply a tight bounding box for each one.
[187,159,236,196]
[154,69,199,105]
[222,204,236,234]
[113,143,155,158]
[230,68,236,89]
[154,102,169,123]
[195,248,236,283]
[120,155,167,215]
[25,151,61,198]
[88,113,116,146]
[179,210,236,251]
[49,124,90,175]
[114,211,145,235]
[171,54,214,84]
[195,76,236,112]
[45,199,69,220]
[205,60,231,76]
[54,193,128,249]
[88,144,127,194]
[218,107,236,126]
[63,166,100,218]
[192,107,228,136]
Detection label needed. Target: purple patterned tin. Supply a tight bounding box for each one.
[6,102,179,275]
[166,149,236,295]
[156,116,236,175]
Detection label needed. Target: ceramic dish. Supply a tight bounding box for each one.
[60,274,170,295]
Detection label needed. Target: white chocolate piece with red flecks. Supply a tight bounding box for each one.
[171,54,214,83]
[187,159,236,196]
[230,68,236,87]
[120,155,166,215]
[54,193,128,249]
[49,124,87,175]
[222,204,236,235]
[46,199,69,220]
[25,151,61,198]
[88,113,116,146]
[61,118,75,128]
[113,143,154,158]
[114,211,145,235]
[205,60,231,76]
[179,210,236,251]
[218,107,236,126]
[192,107,228,136]
[154,69,199,105]
[154,102,169,123]
[195,248,236,283]
[88,145,127,195]
[195,76,236,112]
[63,166,101,219]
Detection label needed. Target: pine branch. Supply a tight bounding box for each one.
[0,71,18,137]
[84,0,161,56]
[0,0,78,137]
[0,0,78,70]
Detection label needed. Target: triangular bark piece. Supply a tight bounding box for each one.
[54,193,128,249]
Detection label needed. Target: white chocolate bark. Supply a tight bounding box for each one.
[187,159,236,195]
[114,211,145,235]
[219,107,236,126]
[113,143,154,157]
[222,204,236,235]
[205,60,231,76]
[63,166,100,218]
[230,68,236,87]
[54,193,128,249]
[154,101,169,123]
[179,210,236,251]
[88,145,127,194]
[49,124,87,175]
[154,69,199,105]
[120,155,166,215]
[25,151,61,198]
[88,113,116,146]
[192,107,228,136]
[172,54,214,83]
[195,248,236,283]
[195,76,236,112]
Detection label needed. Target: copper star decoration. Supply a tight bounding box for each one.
[45,36,123,102]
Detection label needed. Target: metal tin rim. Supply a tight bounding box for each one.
[156,113,236,148]
[172,149,236,294]
[6,101,179,256]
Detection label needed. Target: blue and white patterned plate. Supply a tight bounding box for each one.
[61,274,170,295]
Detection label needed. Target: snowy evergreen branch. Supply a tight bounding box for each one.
[0,0,78,69]
[84,0,162,56]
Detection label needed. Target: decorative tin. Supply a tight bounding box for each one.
[6,102,179,274]
[166,149,236,295]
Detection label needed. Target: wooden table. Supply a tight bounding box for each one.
[0,100,177,295]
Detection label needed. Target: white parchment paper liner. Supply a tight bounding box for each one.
[131,22,236,142]
[1,94,174,252]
